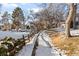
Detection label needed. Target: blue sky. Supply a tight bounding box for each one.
[0,3,45,15]
[0,3,47,22]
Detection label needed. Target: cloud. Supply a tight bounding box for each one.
[10,4,18,7]
[32,8,40,12]
[20,3,26,5]
[1,3,18,13]
[27,8,41,13]
[2,3,18,8]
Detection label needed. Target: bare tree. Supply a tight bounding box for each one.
[65,3,77,37]
[36,3,68,29]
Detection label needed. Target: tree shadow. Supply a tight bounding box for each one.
[71,35,79,37]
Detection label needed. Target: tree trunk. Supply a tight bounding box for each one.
[73,4,77,29]
[65,3,77,37]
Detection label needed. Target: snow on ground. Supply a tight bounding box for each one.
[52,27,65,32]
[53,28,79,36]
[36,46,56,56]
[16,31,60,56]
[71,30,79,36]
[35,31,60,56]
[0,31,29,40]
[37,32,49,47]
[16,34,38,56]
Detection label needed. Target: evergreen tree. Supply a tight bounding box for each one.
[12,7,25,31]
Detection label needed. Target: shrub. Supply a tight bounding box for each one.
[0,37,26,56]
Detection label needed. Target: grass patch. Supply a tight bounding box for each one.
[49,31,79,56]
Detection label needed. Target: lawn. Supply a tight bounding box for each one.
[48,31,79,56]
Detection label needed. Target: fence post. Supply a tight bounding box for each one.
[22,35,25,39]
[28,34,29,40]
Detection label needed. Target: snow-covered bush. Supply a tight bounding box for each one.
[0,37,26,56]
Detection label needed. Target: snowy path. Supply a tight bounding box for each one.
[16,30,64,56]
[35,31,60,56]
[16,33,39,56]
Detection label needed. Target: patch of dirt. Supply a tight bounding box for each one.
[48,31,79,56]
